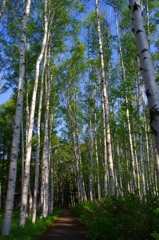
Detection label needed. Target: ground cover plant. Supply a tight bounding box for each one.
[74,194,159,240]
[0,207,62,240]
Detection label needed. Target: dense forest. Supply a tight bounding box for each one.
[0,0,159,238]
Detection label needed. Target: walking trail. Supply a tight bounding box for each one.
[37,209,88,240]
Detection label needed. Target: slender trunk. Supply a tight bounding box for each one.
[95,0,115,196]
[89,118,93,200]
[20,0,48,226]
[146,1,150,46]
[145,123,152,190]
[136,60,146,196]
[2,0,31,235]
[32,47,47,223]
[28,186,33,216]
[101,95,108,196]
[66,91,86,201]
[72,129,84,201]
[40,47,51,218]
[0,0,7,21]
[49,135,54,214]
[153,139,159,193]
[78,136,87,201]
[21,118,25,194]
[94,109,101,199]
[116,140,123,196]
[115,9,136,192]
[129,0,159,155]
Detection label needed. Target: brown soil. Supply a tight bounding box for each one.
[37,209,88,240]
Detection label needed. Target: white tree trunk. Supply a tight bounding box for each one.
[0,0,7,21]
[95,0,115,196]
[40,48,51,218]
[145,1,150,45]
[101,95,108,196]
[28,186,33,216]
[129,0,159,155]
[89,118,93,201]
[94,109,101,199]
[20,0,48,226]
[136,63,146,196]
[49,129,54,214]
[32,47,47,223]
[115,9,136,192]
[21,118,25,195]
[1,0,31,235]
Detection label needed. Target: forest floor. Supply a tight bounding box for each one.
[37,208,88,240]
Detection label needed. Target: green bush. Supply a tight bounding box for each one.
[74,193,159,240]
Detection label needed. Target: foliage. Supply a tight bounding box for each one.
[0,207,62,240]
[74,194,159,240]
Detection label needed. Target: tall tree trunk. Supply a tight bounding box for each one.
[28,186,33,216]
[20,0,48,226]
[136,61,146,196]
[21,118,25,195]
[94,108,101,199]
[115,9,136,192]
[32,47,47,223]
[40,47,51,218]
[2,0,31,235]
[89,117,93,200]
[0,0,7,21]
[145,0,150,45]
[101,95,108,196]
[49,114,54,214]
[95,0,115,196]
[129,0,159,155]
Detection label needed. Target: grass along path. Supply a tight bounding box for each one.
[0,207,62,240]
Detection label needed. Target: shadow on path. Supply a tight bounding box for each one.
[37,209,88,240]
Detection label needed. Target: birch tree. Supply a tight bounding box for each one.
[129,0,159,155]
[32,45,48,223]
[40,46,51,218]
[20,0,48,227]
[115,9,136,192]
[95,0,115,196]
[1,0,31,235]
[49,110,54,214]
[0,0,7,21]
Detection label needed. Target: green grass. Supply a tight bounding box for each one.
[0,207,62,240]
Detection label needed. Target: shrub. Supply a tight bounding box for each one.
[74,193,159,240]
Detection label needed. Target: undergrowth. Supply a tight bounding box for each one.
[0,207,62,240]
[73,193,159,240]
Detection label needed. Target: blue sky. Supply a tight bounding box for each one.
[0,89,13,104]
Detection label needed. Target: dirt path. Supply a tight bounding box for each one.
[37,209,88,240]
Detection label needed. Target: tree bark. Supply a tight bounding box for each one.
[1,0,31,235]
[20,0,48,227]
[49,112,54,214]
[129,0,159,155]
[115,9,136,192]
[95,0,115,196]
[40,46,51,218]
[0,0,7,21]
[32,46,47,223]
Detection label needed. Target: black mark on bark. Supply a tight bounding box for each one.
[140,67,146,71]
[136,29,143,34]
[141,48,149,54]
[146,89,152,97]
[133,2,140,12]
